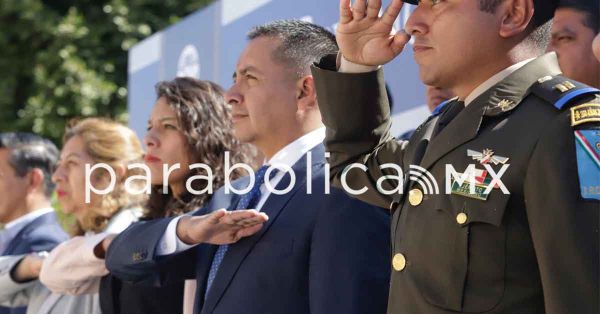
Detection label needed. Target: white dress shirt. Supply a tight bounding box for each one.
[0,207,55,255]
[156,127,327,256]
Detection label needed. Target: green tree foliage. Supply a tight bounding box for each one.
[0,0,213,143]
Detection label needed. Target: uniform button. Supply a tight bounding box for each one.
[456,213,468,225]
[408,189,423,206]
[392,253,407,271]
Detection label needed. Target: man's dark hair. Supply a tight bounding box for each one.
[558,0,600,33]
[479,0,557,51]
[0,132,59,197]
[247,19,338,77]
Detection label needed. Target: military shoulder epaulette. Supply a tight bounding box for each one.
[530,75,599,110]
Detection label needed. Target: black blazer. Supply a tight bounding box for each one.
[99,274,183,314]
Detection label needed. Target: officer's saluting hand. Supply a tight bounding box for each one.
[336,0,410,66]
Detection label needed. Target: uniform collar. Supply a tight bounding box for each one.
[419,53,563,171]
[465,58,535,106]
[471,52,562,116]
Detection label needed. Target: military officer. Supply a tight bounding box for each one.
[311,0,599,313]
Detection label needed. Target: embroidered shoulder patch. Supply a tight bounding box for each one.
[574,130,600,200]
[571,103,600,127]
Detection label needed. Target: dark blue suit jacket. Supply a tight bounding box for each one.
[0,212,69,314]
[107,144,391,314]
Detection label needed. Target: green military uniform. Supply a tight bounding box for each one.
[311,52,599,313]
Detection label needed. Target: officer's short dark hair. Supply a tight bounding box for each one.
[558,0,600,33]
[247,20,339,77]
[479,0,556,51]
[0,132,59,197]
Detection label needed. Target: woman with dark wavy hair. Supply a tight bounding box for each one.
[39,77,261,314]
[144,77,258,219]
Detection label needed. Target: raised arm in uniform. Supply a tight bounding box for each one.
[312,0,599,313]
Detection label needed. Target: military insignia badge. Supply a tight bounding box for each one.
[467,149,509,165]
[554,81,576,93]
[537,76,553,84]
[452,149,509,200]
[496,99,514,112]
[574,130,600,200]
[571,103,600,127]
[450,168,494,200]
[450,181,490,200]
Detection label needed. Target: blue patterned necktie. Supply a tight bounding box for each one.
[205,165,270,297]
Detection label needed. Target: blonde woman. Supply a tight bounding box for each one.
[0,118,146,314]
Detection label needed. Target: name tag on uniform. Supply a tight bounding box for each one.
[451,149,509,201]
[450,168,491,200]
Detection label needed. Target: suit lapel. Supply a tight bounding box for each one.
[402,115,439,170]
[390,116,440,246]
[2,213,51,255]
[419,102,485,171]
[202,145,325,314]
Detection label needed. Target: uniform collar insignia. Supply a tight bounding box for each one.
[475,53,562,117]
[467,148,509,165]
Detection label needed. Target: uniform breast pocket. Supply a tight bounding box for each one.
[408,192,509,313]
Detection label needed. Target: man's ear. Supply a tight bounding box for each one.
[296,75,317,112]
[27,168,45,193]
[592,33,600,62]
[498,0,534,39]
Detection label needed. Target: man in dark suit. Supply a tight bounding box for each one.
[311,0,599,313]
[106,20,390,314]
[0,133,69,314]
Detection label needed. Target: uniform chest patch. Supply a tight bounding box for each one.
[574,130,600,200]
[450,149,510,200]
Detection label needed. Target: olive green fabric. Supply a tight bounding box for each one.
[311,52,599,314]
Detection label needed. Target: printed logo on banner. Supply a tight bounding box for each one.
[177,44,201,79]
[299,15,313,23]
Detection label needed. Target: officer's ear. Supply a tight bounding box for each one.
[497,0,534,39]
[296,75,317,113]
[592,33,600,62]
